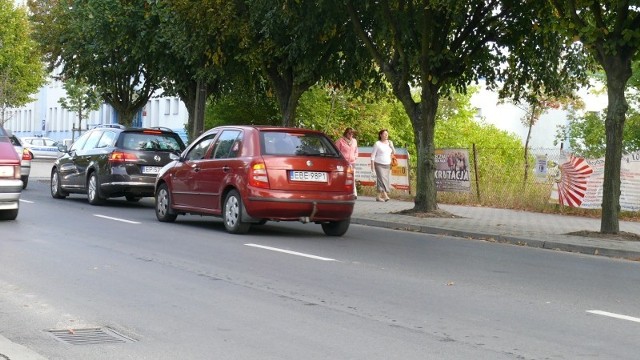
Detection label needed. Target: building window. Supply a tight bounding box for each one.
[173,98,179,115]
[165,99,170,115]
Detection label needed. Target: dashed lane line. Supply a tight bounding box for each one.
[245,243,337,261]
[587,310,640,323]
[93,214,141,224]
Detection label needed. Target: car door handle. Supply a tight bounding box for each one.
[222,166,230,172]
[193,167,201,172]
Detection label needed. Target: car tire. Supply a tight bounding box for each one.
[155,183,177,222]
[87,173,105,205]
[21,175,28,189]
[321,218,350,236]
[0,208,18,221]
[50,169,68,199]
[223,190,251,234]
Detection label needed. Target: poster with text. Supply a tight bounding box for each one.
[548,151,640,211]
[355,147,410,191]
[435,148,471,192]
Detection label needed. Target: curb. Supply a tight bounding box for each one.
[351,217,640,261]
[0,334,48,360]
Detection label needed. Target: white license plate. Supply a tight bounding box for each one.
[290,171,328,182]
[142,166,162,174]
[0,166,15,177]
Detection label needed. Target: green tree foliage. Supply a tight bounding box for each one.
[29,0,164,127]
[205,88,280,128]
[549,1,640,233]
[345,0,576,212]
[154,0,243,140]
[557,105,640,159]
[233,0,376,126]
[0,0,45,125]
[58,77,102,140]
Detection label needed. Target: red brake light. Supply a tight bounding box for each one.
[248,161,270,188]
[345,165,354,191]
[21,148,32,160]
[143,129,162,134]
[109,151,138,162]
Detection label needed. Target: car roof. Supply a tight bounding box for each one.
[209,125,326,135]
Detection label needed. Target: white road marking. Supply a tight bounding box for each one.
[19,199,34,203]
[245,244,337,261]
[93,214,140,224]
[587,310,640,323]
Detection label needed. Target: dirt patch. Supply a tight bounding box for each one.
[567,230,640,242]
[394,208,463,219]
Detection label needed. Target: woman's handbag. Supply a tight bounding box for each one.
[391,154,398,167]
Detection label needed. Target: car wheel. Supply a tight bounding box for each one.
[321,218,350,236]
[223,190,251,234]
[87,173,105,205]
[0,208,18,221]
[125,195,141,202]
[155,183,177,222]
[50,170,68,199]
[21,175,28,189]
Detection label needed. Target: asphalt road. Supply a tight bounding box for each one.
[1,171,639,359]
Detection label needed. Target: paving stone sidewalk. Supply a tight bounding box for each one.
[351,196,640,261]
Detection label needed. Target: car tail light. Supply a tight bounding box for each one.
[143,129,162,134]
[109,151,138,163]
[345,165,354,190]
[21,148,32,160]
[249,161,270,188]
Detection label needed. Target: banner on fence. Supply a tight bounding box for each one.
[355,147,410,191]
[435,148,471,192]
[548,151,640,211]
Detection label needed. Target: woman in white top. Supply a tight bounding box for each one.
[370,129,395,202]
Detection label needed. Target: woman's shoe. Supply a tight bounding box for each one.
[376,197,384,202]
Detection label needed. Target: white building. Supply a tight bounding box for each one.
[470,82,608,149]
[4,75,188,143]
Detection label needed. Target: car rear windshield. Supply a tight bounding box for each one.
[120,132,185,152]
[261,131,340,157]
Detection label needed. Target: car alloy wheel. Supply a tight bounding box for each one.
[50,170,67,199]
[223,190,251,234]
[155,183,177,222]
[87,173,104,205]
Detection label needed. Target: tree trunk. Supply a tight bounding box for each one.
[193,80,207,138]
[177,80,197,142]
[412,84,439,211]
[523,114,534,187]
[600,55,632,234]
[263,64,309,127]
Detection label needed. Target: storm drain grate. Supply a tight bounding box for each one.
[46,327,136,345]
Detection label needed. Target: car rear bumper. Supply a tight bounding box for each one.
[21,164,30,176]
[100,179,156,197]
[0,179,22,209]
[246,192,354,221]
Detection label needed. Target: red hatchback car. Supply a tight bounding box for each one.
[154,126,355,236]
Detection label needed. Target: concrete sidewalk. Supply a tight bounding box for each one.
[351,196,640,261]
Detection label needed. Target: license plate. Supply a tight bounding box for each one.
[290,171,327,182]
[142,166,162,174]
[0,165,15,177]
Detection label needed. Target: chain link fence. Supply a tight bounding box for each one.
[433,147,580,212]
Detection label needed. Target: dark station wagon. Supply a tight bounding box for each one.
[154,126,355,236]
[51,125,186,205]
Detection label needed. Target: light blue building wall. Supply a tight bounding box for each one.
[4,76,189,144]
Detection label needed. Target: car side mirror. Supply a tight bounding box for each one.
[57,144,68,153]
